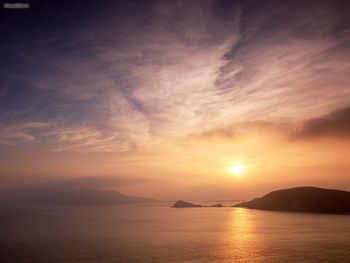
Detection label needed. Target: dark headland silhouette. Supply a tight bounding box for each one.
[172,187,350,214]
[234,187,350,214]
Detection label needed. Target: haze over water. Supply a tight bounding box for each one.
[1,203,350,263]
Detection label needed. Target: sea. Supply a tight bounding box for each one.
[1,202,350,262]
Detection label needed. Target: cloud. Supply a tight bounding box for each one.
[293,107,350,140]
[0,121,51,146]
[0,0,349,154]
[188,121,291,141]
[214,0,350,123]
[3,0,240,146]
[0,121,132,152]
[49,125,131,153]
[190,106,350,142]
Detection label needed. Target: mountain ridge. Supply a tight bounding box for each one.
[0,184,160,205]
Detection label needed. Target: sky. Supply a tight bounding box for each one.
[0,0,349,200]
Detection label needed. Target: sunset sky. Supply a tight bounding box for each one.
[0,0,349,200]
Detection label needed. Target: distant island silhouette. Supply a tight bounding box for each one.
[234,187,350,214]
[172,200,224,208]
[172,200,202,208]
[0,184,160,205]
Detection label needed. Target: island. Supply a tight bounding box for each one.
[234,186,350,214]
[172,200,202,208]
[208,203,224,207]
[172,200,224,208]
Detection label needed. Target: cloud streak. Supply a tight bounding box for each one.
[189,106,350,143]
[0,0,349,154]
[0,121,51,146]
[0,121,131,152]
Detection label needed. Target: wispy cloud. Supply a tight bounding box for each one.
[188,121,291,141]
[0,121,131,152]
[215,0,350,123]
[0,121,51,146]
[1,0,349,154]
[49,125,131,153]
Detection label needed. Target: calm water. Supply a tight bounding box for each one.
[1,202,350,262]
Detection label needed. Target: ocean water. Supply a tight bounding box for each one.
[1,202,350,262]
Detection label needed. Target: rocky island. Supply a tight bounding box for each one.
[172,200,224,208]
[172,200,202,208]
[234,187,350,214]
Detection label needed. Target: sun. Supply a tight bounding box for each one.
[229,164,245,177]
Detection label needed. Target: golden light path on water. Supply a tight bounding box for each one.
[226,208,260,261]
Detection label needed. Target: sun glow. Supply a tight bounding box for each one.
[230,164,245,177]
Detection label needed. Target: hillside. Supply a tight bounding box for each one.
[234,187,350,214]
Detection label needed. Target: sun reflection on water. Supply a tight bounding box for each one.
[226,208,260,261]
